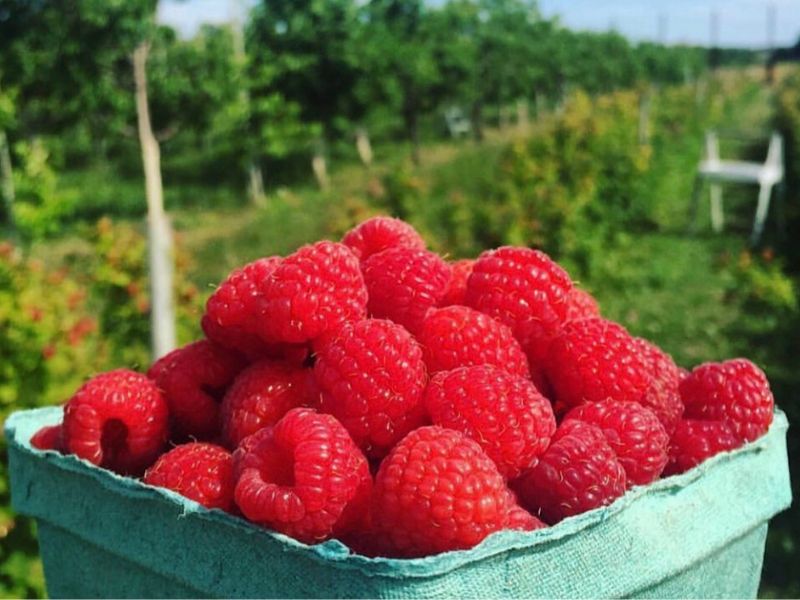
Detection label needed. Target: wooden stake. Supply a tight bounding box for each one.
[133,41,176,360]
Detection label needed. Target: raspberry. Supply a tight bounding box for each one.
[147,340,245,441]
[234,408,371,543]
[566,287,601,322]
[506,492,548,532]
[204,314,311,365]
[680,359,774,443]
[231,427,272,480]
[423,365,555,479]
[664,419,740,476]
[260,241,368,344]
[512,420,626,524]
[370,426,512,557]
[545,318,650,411]
[341,216,426,261]
[221,360,317,447]
[633,337,684,435]
[464,246,572,365]
[202,256,282,358]
[314,319,427,458]
[30,424,63,452]
[362,247,451,334]
[144,443,235,511]
[63,369,169,475]
[438,259,475,307]
[563,401,669,487]
[416,306,529,378]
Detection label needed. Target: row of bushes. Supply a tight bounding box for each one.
[372,76,746,274]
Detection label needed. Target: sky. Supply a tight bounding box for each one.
[158,0,800,49]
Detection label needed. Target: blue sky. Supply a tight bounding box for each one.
[159,0,800,48]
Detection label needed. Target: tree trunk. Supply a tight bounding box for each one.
[516,98,529,132]
[0,128,14,229]
[498,105,509,130]
[311,139,329,191]
[231,0,266,205]
[535,92,545,119]
[638,88,652,145]
[133,42,176,361]
[355,127,373,167]
[402,107,421,165]
[471,101,484,142]
[248,163,266,206]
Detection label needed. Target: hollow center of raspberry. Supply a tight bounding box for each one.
[259,447,295,487]
[101,419,129,462]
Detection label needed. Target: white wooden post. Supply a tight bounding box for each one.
[710,183,724,232]
[705,131,724,232]
[133,42,176,360]
[312,139,330,191]
[355,127,373,167]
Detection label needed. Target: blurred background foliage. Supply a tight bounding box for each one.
[0,0,798,597]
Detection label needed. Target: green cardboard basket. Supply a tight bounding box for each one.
[5,406,792,599]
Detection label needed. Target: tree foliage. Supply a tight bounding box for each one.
[0,0,751,206]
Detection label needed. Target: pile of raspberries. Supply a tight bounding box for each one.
[30,216,775,558]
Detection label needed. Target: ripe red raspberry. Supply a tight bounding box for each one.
[231,427,272,481]
[663,419,740,476]
[416,306,529,378]
[370,426,512,557]
[438,259,475,307]
[314,319,427,458]
[512,420,626,524]
[362,247,451,334]
[260,241,368,344]
[148,340,245,441]
[30,424,63,452]
[423,365,555,479]
[464,246,572,365]
[221,360,317,447]
[202,256,282,358]
[341,216,426,261]
[565,287,601,322]
[680,359,774,443]
[506,493,548,532]
[63,369,169,475]
[563,401,669,487]
[545,318,650,411]
[633,337,684,435]
[144,443,235,511]
[234,408,372,544]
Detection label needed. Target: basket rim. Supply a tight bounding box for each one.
[4,405,791,579]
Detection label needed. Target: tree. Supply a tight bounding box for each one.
[0,0,156,155]
[361,0,443,163]
[248,0,362,172]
